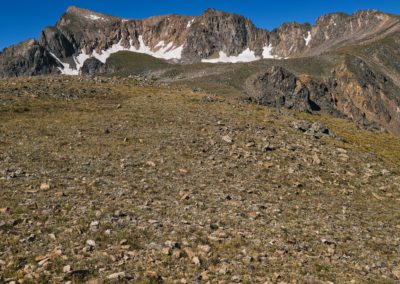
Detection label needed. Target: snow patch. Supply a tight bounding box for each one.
[155,41,165,48]
[201,48,259,63]
[86,14,103,21]
[304,31,312,46]
[262,44,281,59]
[135,36,183,60]
[92,40,127,63]
[50,52,79,76]
[51,51,91,75]
[187,19,195,28]
[51,36,183,75]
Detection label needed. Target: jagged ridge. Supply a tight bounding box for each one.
[1,7,398,76]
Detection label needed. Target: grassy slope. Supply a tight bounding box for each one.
[0,76,399,282]
[104,51,338,102]
[106,51,169,76]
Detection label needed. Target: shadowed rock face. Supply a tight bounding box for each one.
[80,58,105,75]
[245,66,339,114]
[39,27,76,59]
[0,39,60,77]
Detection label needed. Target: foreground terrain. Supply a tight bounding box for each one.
[0,76,400,283]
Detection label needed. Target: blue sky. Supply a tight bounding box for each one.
[1,1,399,50]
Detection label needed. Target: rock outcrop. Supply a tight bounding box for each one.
[80,58,105,75]
[245,66,342,115]
[245,57,400,135]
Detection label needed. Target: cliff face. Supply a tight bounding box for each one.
[332,57,400,136]
[0,39,60,77]
[181,9,268,62]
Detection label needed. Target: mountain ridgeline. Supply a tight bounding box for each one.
[1,7,398,75]
[1,6,400,136]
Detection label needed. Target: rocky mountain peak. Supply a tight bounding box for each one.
[59,6,117,26]
[66,6,85,14]
[65,6,107,18]
[197,8,255,28]
[201,8,221,15]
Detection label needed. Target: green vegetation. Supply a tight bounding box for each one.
[106,51,169,76]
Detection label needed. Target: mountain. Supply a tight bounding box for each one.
[1,7,400,137]
[1,7,398,75]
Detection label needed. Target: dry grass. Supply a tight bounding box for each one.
[0,76,399,283]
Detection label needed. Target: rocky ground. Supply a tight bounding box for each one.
[0,76,400,283]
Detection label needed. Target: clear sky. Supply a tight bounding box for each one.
[1,0,399,51]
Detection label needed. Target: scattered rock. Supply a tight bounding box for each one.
[312,153,321,165]
[162,247,171,255]
[192,256,200,266]
[4,168,25,179]
[222,135,233,144]
[198,245,211,253]
[290,120,335,138]
[86,240,96,247]
[90,221,100,231]
[0,207,9,213]
[27,234,36,242]
[306,121,333,137]
[146,161,156,167]
[107,272,128,280]
[200,271,209,281]
[63,265,71,273]
[289,120,312,132]
[40,183,51,191]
